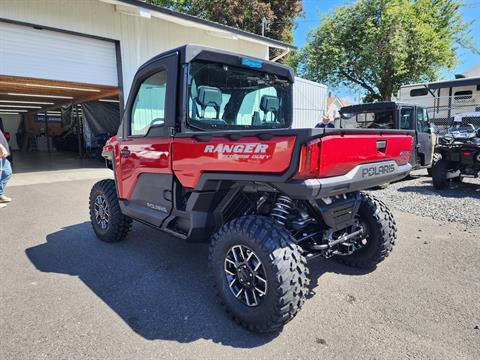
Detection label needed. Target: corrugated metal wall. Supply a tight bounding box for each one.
[292,77,327,128]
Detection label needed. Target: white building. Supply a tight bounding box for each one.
[326,93,349,122]
[0,0,324,158]
[292,77,328,128]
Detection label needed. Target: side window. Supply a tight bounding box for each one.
[400,108,413,129]
[410,88,428,97]
[416,108,430,133]
[454,90,473,103]
[131,70,167,136]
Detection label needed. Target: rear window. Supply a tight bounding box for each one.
[340,110,394,129]
[187,61,292,130]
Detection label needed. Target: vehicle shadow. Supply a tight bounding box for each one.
[25,221,371,347]
[306,257,373,298]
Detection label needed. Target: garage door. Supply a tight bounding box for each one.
[0,22,118,86]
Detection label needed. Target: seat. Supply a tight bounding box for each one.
[195,86,223,120]
[259,95,279,123]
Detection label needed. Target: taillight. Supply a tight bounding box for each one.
[295,138,321,179]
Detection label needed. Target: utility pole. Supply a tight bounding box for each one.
[261,16,268,37]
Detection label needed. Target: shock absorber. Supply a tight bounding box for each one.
[270,195,294,226]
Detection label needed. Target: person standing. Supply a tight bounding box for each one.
[0,129,12,203]
[315,115,335,128]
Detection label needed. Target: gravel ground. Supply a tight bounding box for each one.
[369,169,480,228]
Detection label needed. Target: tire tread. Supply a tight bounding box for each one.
[431,154,449,189]
[89,179,132,242]
[335,193,396,269]
[209,215,309,333]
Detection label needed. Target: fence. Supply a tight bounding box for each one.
[425,94,480,130]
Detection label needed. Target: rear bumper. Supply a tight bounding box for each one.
[275,161,412,199]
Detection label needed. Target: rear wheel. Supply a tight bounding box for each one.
[209,215,309,333]
[89,179,132,242]
[334,193,396,269]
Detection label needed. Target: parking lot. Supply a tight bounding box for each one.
[1,172,479,360]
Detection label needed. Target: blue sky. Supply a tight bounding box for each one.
[293,0,480,98]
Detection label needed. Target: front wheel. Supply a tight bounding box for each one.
[209,216,310,333]
[431,158,449,189]
[89,179,132,242]
[334,193,397,269]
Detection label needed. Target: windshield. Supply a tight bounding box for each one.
[451,113,480,131]
[187,61,292,130]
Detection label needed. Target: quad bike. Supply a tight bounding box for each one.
[431,114,480,189]
[89,45,413,332]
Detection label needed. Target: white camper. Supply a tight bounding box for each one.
[398,66,480,130]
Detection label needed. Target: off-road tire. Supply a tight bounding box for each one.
[427,153,444,177]
[431,156,449,189]
[209,215,310,333]
[89,179,132,242]
[334,193,397,269]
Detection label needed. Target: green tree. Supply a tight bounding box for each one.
[144,0,303,62]
[300,0,475,101]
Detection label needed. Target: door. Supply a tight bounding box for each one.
[116,54,178,226]
[399,107,419,166]
[415,107,433,167]
[0,22,117,86]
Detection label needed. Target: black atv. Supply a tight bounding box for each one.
[431,115,480,189]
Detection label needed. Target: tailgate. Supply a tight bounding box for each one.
[316,133,412,178]
[284,131,414,198]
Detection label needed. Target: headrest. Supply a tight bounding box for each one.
[260,95,279,113]
[196,86,222,109]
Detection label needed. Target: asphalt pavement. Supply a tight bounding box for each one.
[0,176,479,359]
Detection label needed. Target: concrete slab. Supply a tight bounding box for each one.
[8,168,112,187]
[11,151,105,174]
[6,150,111,187]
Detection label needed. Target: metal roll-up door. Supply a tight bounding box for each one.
[0,21,118,86]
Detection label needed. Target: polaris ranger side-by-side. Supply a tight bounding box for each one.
[339,101,434,170]
[89,45,414,333]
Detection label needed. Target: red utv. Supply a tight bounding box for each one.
[89,45,413,332]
